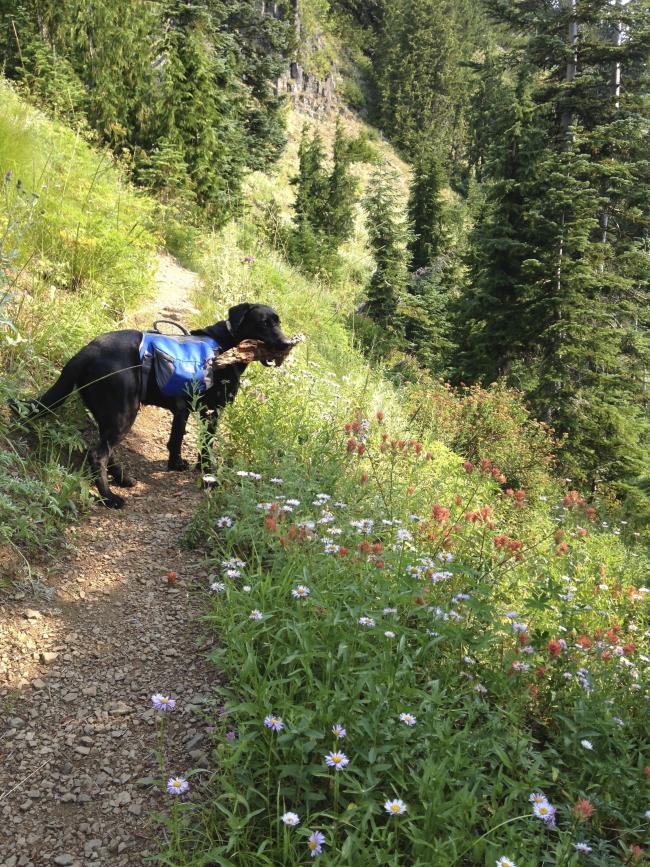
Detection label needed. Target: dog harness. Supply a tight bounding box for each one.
[139,332,220,398]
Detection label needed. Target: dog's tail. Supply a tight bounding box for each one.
[10,356,81,421]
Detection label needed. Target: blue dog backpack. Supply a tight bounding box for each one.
[139,332,220,398]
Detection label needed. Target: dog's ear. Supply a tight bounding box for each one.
[227,303,253,333]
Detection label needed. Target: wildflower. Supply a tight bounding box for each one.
[496,859,517,867]
[225,568,241,578]
[581,739,593,750]
[384,798,407,815]
[574,843,592,854]
[384,630,396,638]
[216,516,233,529]
[547,639,563,657]
[325,751,349,771]
[332,724,346,739]
[383,607,397,615]
[399,712,417,727]
[573,799,594,819]
[358,616,376,627]
[226,731,236,741]
[249,609,263,620]
[510,661,530,672]
[396,528,413,542]
[307,831,325,857]
[291,585,310,598]
[644,811,650,819]
[350,518,374,534]
[475,683,487,694]
[281,811,300,826]
[529,792,548,806]
[533,800,556,827]
[152,694,176,711]
[264,715,284,732]
[210,581,225,593]
[270,477,284,484]
[167,776,189,795]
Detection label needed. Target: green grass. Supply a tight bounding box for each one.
[150,194,649,866]
[157,301,648,865]
[0,79,158,562]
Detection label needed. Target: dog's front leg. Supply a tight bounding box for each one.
[167,406,190,471]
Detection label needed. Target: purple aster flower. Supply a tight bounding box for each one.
[574,843,592,854]
[167,776,189,795]
[152,694,176,711]
[264,715,284,732]
[324,750,349,770]
[533,800,556,828]
[307,831,325,857]
[332,723,346,739]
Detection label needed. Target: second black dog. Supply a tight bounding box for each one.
[18,303,290,508]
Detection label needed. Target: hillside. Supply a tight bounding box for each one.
[1,5,650,865]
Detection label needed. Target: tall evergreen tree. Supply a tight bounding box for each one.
[363,164,411,325]
[327,121,359,249]
[407,147,450,271]
[290,124,359,273]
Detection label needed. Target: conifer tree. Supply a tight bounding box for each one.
[290,127,330,272]
[326,121,359,249]
[407,147,449,271]
[289,124,359,273]
[363,164,411,325]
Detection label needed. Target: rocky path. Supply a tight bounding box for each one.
[0,256,217,867]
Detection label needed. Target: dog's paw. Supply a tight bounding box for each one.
[100,493,126,509]
[167,457,189,471]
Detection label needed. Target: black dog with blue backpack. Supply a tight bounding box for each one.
[15,303,291,508]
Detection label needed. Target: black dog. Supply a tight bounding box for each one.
[16,303,290,508]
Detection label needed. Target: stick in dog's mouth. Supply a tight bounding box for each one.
[213,334,305,369]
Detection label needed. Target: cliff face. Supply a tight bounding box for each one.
[260,0,337,112]
[274,62,336,112]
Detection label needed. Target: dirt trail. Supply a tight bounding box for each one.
[0,255,217,867]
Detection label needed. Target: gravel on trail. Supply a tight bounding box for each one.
[0,257,221,867]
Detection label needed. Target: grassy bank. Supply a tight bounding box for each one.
[0,80,158,568]
[152,205,649,866]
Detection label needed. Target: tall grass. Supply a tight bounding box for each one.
[0,79,158,563]
[149,214,650,866]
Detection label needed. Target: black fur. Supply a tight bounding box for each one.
[17,303,289,508]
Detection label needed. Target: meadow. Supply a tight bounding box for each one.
[152,226,649,866]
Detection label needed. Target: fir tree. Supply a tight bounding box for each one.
[290,127,330,272]
[289,124,359,273]
[326,121,359,249]
[363,164,411,325]
[407,147,450,270]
